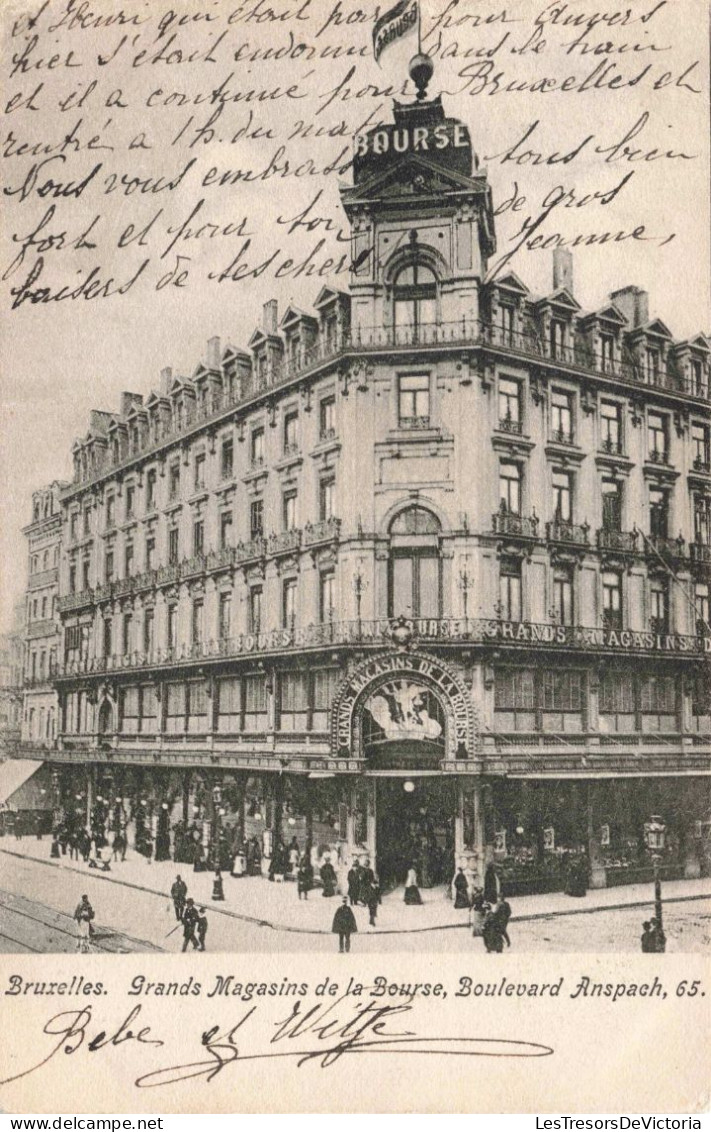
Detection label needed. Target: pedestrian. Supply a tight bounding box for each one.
[650,917,667,953]
[80,830,91,862]
[288,837,300,879]
[112,830,126,863]
[404,865,423,905]
[347,860,362,905]
[197,907,208,951]
[212,869,225,901]
[74,894,95,953]
[641,920,656,952]
[483,862,500,905]
[366,877,381,927]
[453,866,470,909]
[297,854,313,900]
[320,856,337,897]
[181,898,200,951]
[494,894,512,948]
[332,896,358,953]
[171,874,187,921]
[482,904,504,953]
[50,834,61,859]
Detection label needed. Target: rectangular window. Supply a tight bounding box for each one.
[553,568,573,625]
[121,687,140,734]
[194,452,206,490]
[283,490,297,531]
[122,613,133,654]
[251,427,265,466]
[600,333,615,372]
[140,684,158,732]
[284,410,299,453]
[249,587,262,634]
[695,582,709,634]
[124,543,134,576]
[125,484,135,518]
[218,592,231,640]
[250,499,264,538]
[313,668,339,729]
[105,549,114,583]
[81,558,90,591]
[692,423,710,470]
[69,564,77,594]
[398,374,430,428]
[319,395,336,439]
[146,469,157,511]
[103,617,113,657]
[499,557,522,621]
[319,572,335,623]
[694,497,711,545]
[143,608,154,653]
[600,400,622,452]
[83,507,91,536]
[279,671,308,731]
[217,677,241,732]
[191,599,204,644]
[552,469,573,522]
[193,518,204,556]
[646,347,661,384]
[219,510,233,549]
[145,536,155,571]
[319,477,335,521]
[244,673,267,730]
[541,670,582,711]
[600,672,635,715]
[166,681,185,734]
[187,679,207,733]
[602,571,622,629]
[640,674,676,714]
[168,526,179,565]
[494,670,536,733]
[106,495,115,528]
[167,604,178,649]
[70,512,78,541]
[691,358,708,398]
[648,412,667,461]
[551,389,573,443]
[169,462,180,499]
[498,378,521,432]
[650,579,668,634]
[649,488,669,539]
[499,462,521,515]
[549,320,565,360]
[282,578,297,629]
[221,437,234,478]
[500,304,516,346]
[602,478,622,532]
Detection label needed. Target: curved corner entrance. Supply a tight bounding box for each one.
[375,776,455,890]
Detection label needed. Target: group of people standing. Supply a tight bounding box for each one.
[347,859,381,925]
[453,863,513,953]
[170,874,209,951]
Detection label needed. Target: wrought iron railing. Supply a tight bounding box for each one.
[546,520,590,546]
[597,528,638,553]
[492,512,539,538]
[303,518,341,546]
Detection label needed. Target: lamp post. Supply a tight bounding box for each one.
[353,561,368,635]
[212,783,222,869]
[644,814,666,951]
[459,555,472,620]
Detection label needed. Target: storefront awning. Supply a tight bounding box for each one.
[0,759,44,808]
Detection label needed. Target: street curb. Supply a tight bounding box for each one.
[2,847,710,938]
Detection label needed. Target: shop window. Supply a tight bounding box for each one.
[639,674,676,730]
[494,668,536,731]
[542,671,582,712]
[140,685,158,733]
[393,263,437,338]
[279,671,308,731]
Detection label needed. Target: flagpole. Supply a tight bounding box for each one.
[417,0,422,53]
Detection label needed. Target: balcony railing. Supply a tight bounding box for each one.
[234,536,266,563]
[692,457,711,473]
[599,438,624,456]
[647,449,670,466]
[268,529,302,556]
[690,543,711,565]
[207,546,236,570]
[53,615,710,678]
[597,528,638,553]
[546,519,590,546]
[549,428,575,446]
[303,517,341,546]
[645,534,686,560]
[180,554,207,579]
[492,512,539,539]
[58,589,93,613]
[497,415,523,435]
[28,567,58,591]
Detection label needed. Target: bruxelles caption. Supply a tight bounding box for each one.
[4,973,705,1004]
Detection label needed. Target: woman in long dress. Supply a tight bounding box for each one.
[453,867,470,909]
[404,866,423,905]
[320,857,337,897]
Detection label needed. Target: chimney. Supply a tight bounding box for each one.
[263,299,278,335]
[160,366,173,395]
[207,336,221,370]
[553,248,573,292]
[120,392,143,416]
[610,286,649,329]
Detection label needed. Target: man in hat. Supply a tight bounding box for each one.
[74,894,95,953]
[181,898,200,951]
[171,874,187,921]
[332,896,358,953]
[197,907,208,951]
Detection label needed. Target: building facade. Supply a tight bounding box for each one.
[18,90,711,894]
[0,601,25,759]
[21,483,64,748]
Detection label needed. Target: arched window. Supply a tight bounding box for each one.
[393,262,437,339]
[388,506,442,619]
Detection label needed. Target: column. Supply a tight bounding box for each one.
[587,782,607,889]
[365,779,376,863]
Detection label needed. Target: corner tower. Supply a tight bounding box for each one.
[341,71,496,341]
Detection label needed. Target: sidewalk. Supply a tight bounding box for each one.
[2,837,709,936]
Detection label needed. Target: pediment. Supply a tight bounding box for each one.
[314,286,348,309]
[644,318,673,339]
[546,287,582,312]
[492,271,529,296]
[280,305,317,329]
[342,153,485,204]
[593,303,628,326]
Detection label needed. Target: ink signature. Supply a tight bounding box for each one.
[0,994,554,1090]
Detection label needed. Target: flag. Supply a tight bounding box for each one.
[373,0,419,65]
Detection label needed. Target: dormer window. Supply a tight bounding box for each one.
[549,319,566,360]
[500,303,516,346]
[647,347,661,385]
[393,262,436,340]
[600,333,615,373]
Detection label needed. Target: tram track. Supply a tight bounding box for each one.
[0,891,163,953]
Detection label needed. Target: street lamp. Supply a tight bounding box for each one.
[644,814,667,951]
[353,561,368,635]
[458,555,472,620]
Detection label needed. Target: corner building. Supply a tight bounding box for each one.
[33,91,711,894]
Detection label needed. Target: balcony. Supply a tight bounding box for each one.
[156,563,180,584]
[647,449,670,466]
[207,546,236,571]
[597,528,638,553]
[318,427,337,443]
[94,582,113,602]
[492,512,539,539]
[234,536,266,564]
[690,543,711,565]
[398,415,431,431]
[497,415,523,435]
[28,567,58,591]
[58,589,93,613]
[268,529,302,556]
[546,519,590,546]
[113,577,133,597]
[180,554,207,579]
[549,428,575,446]
[599,438,624,456]
[303,517,341,547]
[645,534,686,561]
[692,457,711,474]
